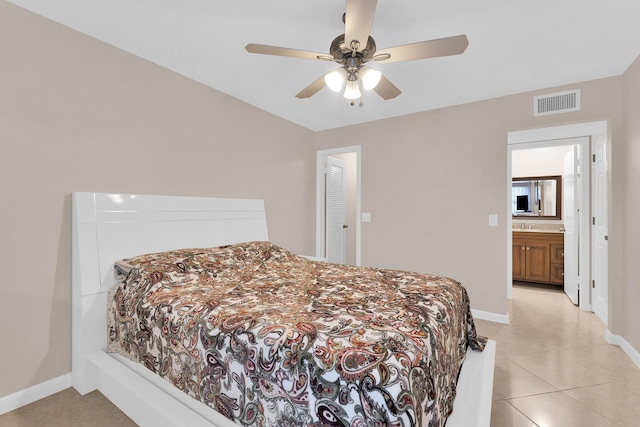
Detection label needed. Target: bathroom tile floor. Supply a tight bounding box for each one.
[1,283,638,426]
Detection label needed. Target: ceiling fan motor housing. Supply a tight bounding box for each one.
[330,34,377,62]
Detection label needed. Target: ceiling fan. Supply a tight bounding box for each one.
[245,0,468,106]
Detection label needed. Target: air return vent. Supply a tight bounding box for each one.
[533,89,580,116]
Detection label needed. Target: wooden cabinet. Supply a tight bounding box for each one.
[513,232,564,285]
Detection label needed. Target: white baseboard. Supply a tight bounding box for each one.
[605,330,640,369]
[0,373,72,415]
[472,308,510,325]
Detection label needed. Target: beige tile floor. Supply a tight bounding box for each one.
[0,388,136,427]
[477,283,640,427]
[1,283,638,426]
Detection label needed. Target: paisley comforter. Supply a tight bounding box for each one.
[107,241,486,427]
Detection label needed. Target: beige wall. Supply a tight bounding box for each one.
[622,55,640,352]
[512,146,573,177]
[315,76,625,321]
[0,2,316,398]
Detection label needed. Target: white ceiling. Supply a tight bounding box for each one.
[8,0,640,131]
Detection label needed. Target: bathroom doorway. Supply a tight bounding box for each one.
[511,140,587,306]
[507,121,608,324]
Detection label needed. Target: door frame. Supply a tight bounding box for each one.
[591,129,609,324]
[316,146,362,265]
[507,121,607,314]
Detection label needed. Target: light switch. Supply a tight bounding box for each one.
[488,214,498,227]
[362,212,371,223]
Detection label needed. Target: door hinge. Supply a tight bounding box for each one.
[592,280,596,288]
[593,154,596,162]
[592,217,596,225]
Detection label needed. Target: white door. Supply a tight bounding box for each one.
[325,157,346,263]
[592,131,608,324]
[563,146,579,305]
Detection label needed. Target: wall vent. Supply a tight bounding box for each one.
[533,89,580,116]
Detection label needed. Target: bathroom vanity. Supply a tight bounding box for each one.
[512,231,564,285]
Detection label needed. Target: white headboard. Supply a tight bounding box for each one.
[71,192,269,393]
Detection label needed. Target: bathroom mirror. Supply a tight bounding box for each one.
[512,175,562,220]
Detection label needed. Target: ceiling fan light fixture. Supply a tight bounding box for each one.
[343,79,361,100]
[325,68,347,92]
[360,67,382,90]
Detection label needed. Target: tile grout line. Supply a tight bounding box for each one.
[558,389,625,426]
[501,398,541,427]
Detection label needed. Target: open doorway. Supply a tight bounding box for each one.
[511,139,588,307]
[316,146,361,266]
[507,121,608,325]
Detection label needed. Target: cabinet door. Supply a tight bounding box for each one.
[550,244,564,264]
[525,243,550,282]
[512,242,526,280]
[550,263,565,284]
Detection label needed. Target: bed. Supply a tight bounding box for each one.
[72,192,495,427]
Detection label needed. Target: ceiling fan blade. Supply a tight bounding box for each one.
[373,75,401,100]
[246,44,333,61]
[344,0,378,52]
[374,34,469,63]
[295,75,327,99]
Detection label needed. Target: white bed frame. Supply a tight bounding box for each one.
[72,192,495,427]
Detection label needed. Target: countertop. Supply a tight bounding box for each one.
[513,229,564,234]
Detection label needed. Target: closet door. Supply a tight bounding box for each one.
[325,157,346,263]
